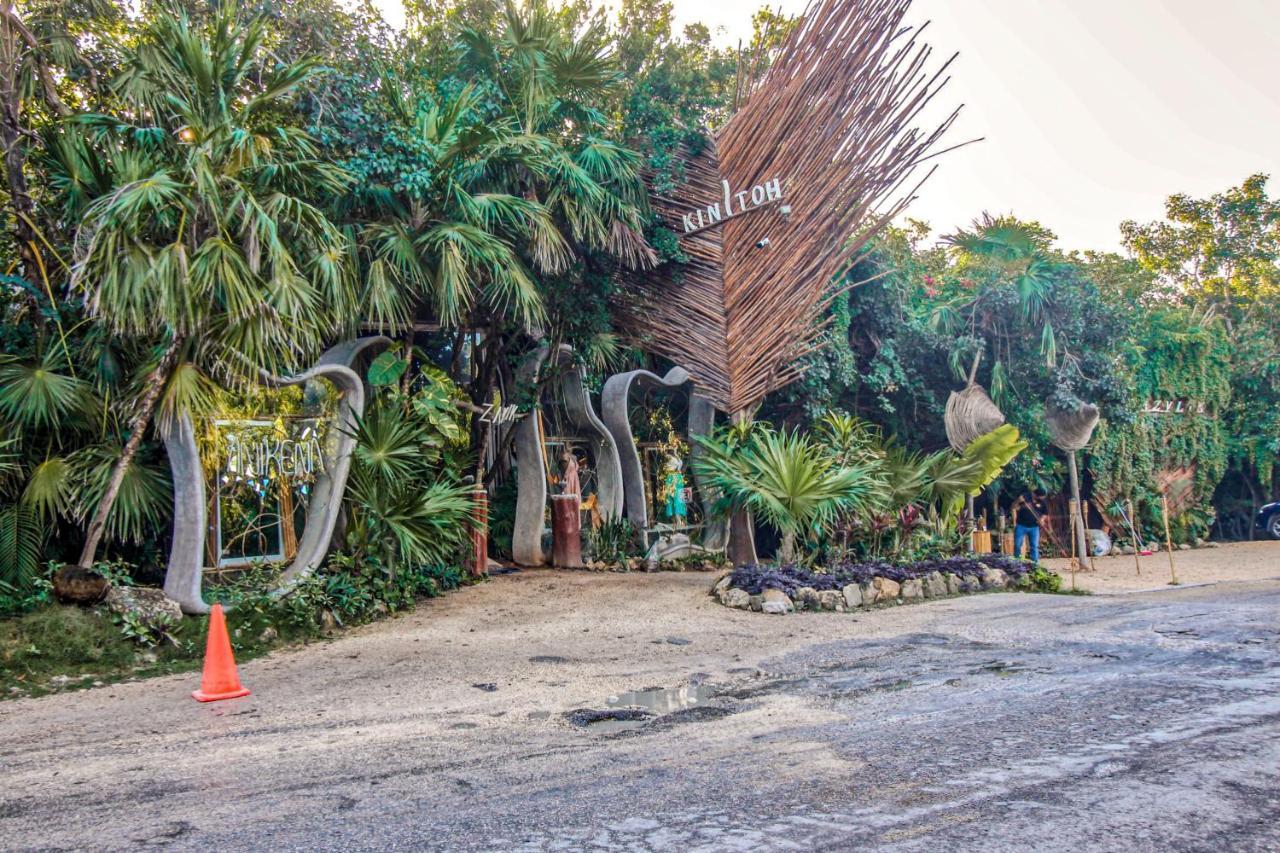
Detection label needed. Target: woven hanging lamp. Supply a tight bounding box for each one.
[1045,401,1100,452]
[945,383,1006,453]
[1046,399,1101,563]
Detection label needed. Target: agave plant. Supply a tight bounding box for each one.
[694,425,885,563]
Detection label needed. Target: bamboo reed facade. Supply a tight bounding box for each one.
[616,0,967,414]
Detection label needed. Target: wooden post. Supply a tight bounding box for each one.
[279,479,298,561]
[726,409,759,566]
[1068,509,1078,592]
[467,486,489,577]
[1066,452,1090,563]
[1127,498,1141,576]
[551,494,583,568]
[1161,492,1179,585]
[1083,499,1096,572]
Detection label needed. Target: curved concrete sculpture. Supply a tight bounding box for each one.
[163,413,210,613]
[600,367,727,550]
[512,345,624,566]
[162,337,389,614]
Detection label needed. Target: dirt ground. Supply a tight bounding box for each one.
[3,563,1280,850]
[1044,539,1280,593]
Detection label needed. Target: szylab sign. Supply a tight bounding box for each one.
[1143,399,1209,415]
[679,177,785,235]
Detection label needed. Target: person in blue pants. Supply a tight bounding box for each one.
[1012,490,1047,562]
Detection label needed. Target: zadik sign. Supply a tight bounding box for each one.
[679,177,784,235]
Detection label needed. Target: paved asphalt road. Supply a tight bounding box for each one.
[2,573,1279,851]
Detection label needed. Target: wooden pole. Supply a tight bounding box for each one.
[1127,498,1141,576]
[726,408,759,566]
[468,485,489,578]
[1161,492,1179,585]
[1083,498,1096,572]
[279,478,298,561]
[1068,508,1078,592]
[1066,452,1090,563]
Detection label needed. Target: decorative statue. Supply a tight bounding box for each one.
[661,454,687,525]
[559,447,581,500]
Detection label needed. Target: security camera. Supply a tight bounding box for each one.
[755,237,772,249]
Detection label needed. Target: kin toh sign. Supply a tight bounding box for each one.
[678,177,786,235]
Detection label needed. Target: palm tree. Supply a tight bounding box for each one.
[816,415,1027,559]
[694,425,884,563]
[67,6,359,568]
[339,0,654,479]
[932,214,1059,401]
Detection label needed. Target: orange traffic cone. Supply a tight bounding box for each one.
[193,603,251,702]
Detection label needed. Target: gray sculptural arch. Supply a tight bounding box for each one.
[162,336,390,614]
[600,366,727,551]
[511,344,625,566]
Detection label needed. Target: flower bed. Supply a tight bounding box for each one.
[712,554,1059,614]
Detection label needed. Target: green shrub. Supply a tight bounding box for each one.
[0,606,136,676]
[587,517,637,565]
[1028,566,1062,593]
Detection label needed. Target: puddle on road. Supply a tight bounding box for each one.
[587,716,649,734]
[566,708,653,733]
[565,684,719,734]
[606,684,713,714]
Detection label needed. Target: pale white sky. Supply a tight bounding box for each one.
[373,0,1280,252]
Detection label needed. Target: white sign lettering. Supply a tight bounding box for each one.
[679,177,785,234]
[1143,399,1209,415]
[480,403,525,425]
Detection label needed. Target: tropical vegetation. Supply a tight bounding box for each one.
[1,0,1277,653]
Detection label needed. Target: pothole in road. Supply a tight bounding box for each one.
[566,684,722,734]
[565,707,654,733]
[973,660,1028,677]
[606,684,714,714]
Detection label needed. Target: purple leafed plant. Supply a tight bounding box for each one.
[729,553,1035,596]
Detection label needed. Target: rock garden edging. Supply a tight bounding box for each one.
[712,555,1050,614]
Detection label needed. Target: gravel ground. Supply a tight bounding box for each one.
[1044,539,1280,593]
[2,565,1279,851]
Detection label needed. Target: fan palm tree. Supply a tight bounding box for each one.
[341,1,654,479]
[347,0,653,340]
[694,425,884,563]
[932,214,1060,402]
[67,5,359,568]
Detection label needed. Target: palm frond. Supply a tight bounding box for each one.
[22,456,74,522]
[0,504,45,597]
[71,442,173,544]
[0,354,96,432]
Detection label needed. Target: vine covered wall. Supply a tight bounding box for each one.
[1085,308,1231,537]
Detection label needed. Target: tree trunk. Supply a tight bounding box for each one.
[78,339,184,567]
[0,18,40,281]
[726,407,759,566]
[778,530,796,564]
[1066,452,1090,562]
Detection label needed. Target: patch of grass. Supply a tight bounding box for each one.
[2,559,479,700]
[0,606,139,693]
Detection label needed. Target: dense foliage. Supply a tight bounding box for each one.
[764,186,1280,546]
[1,0,1277,634]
